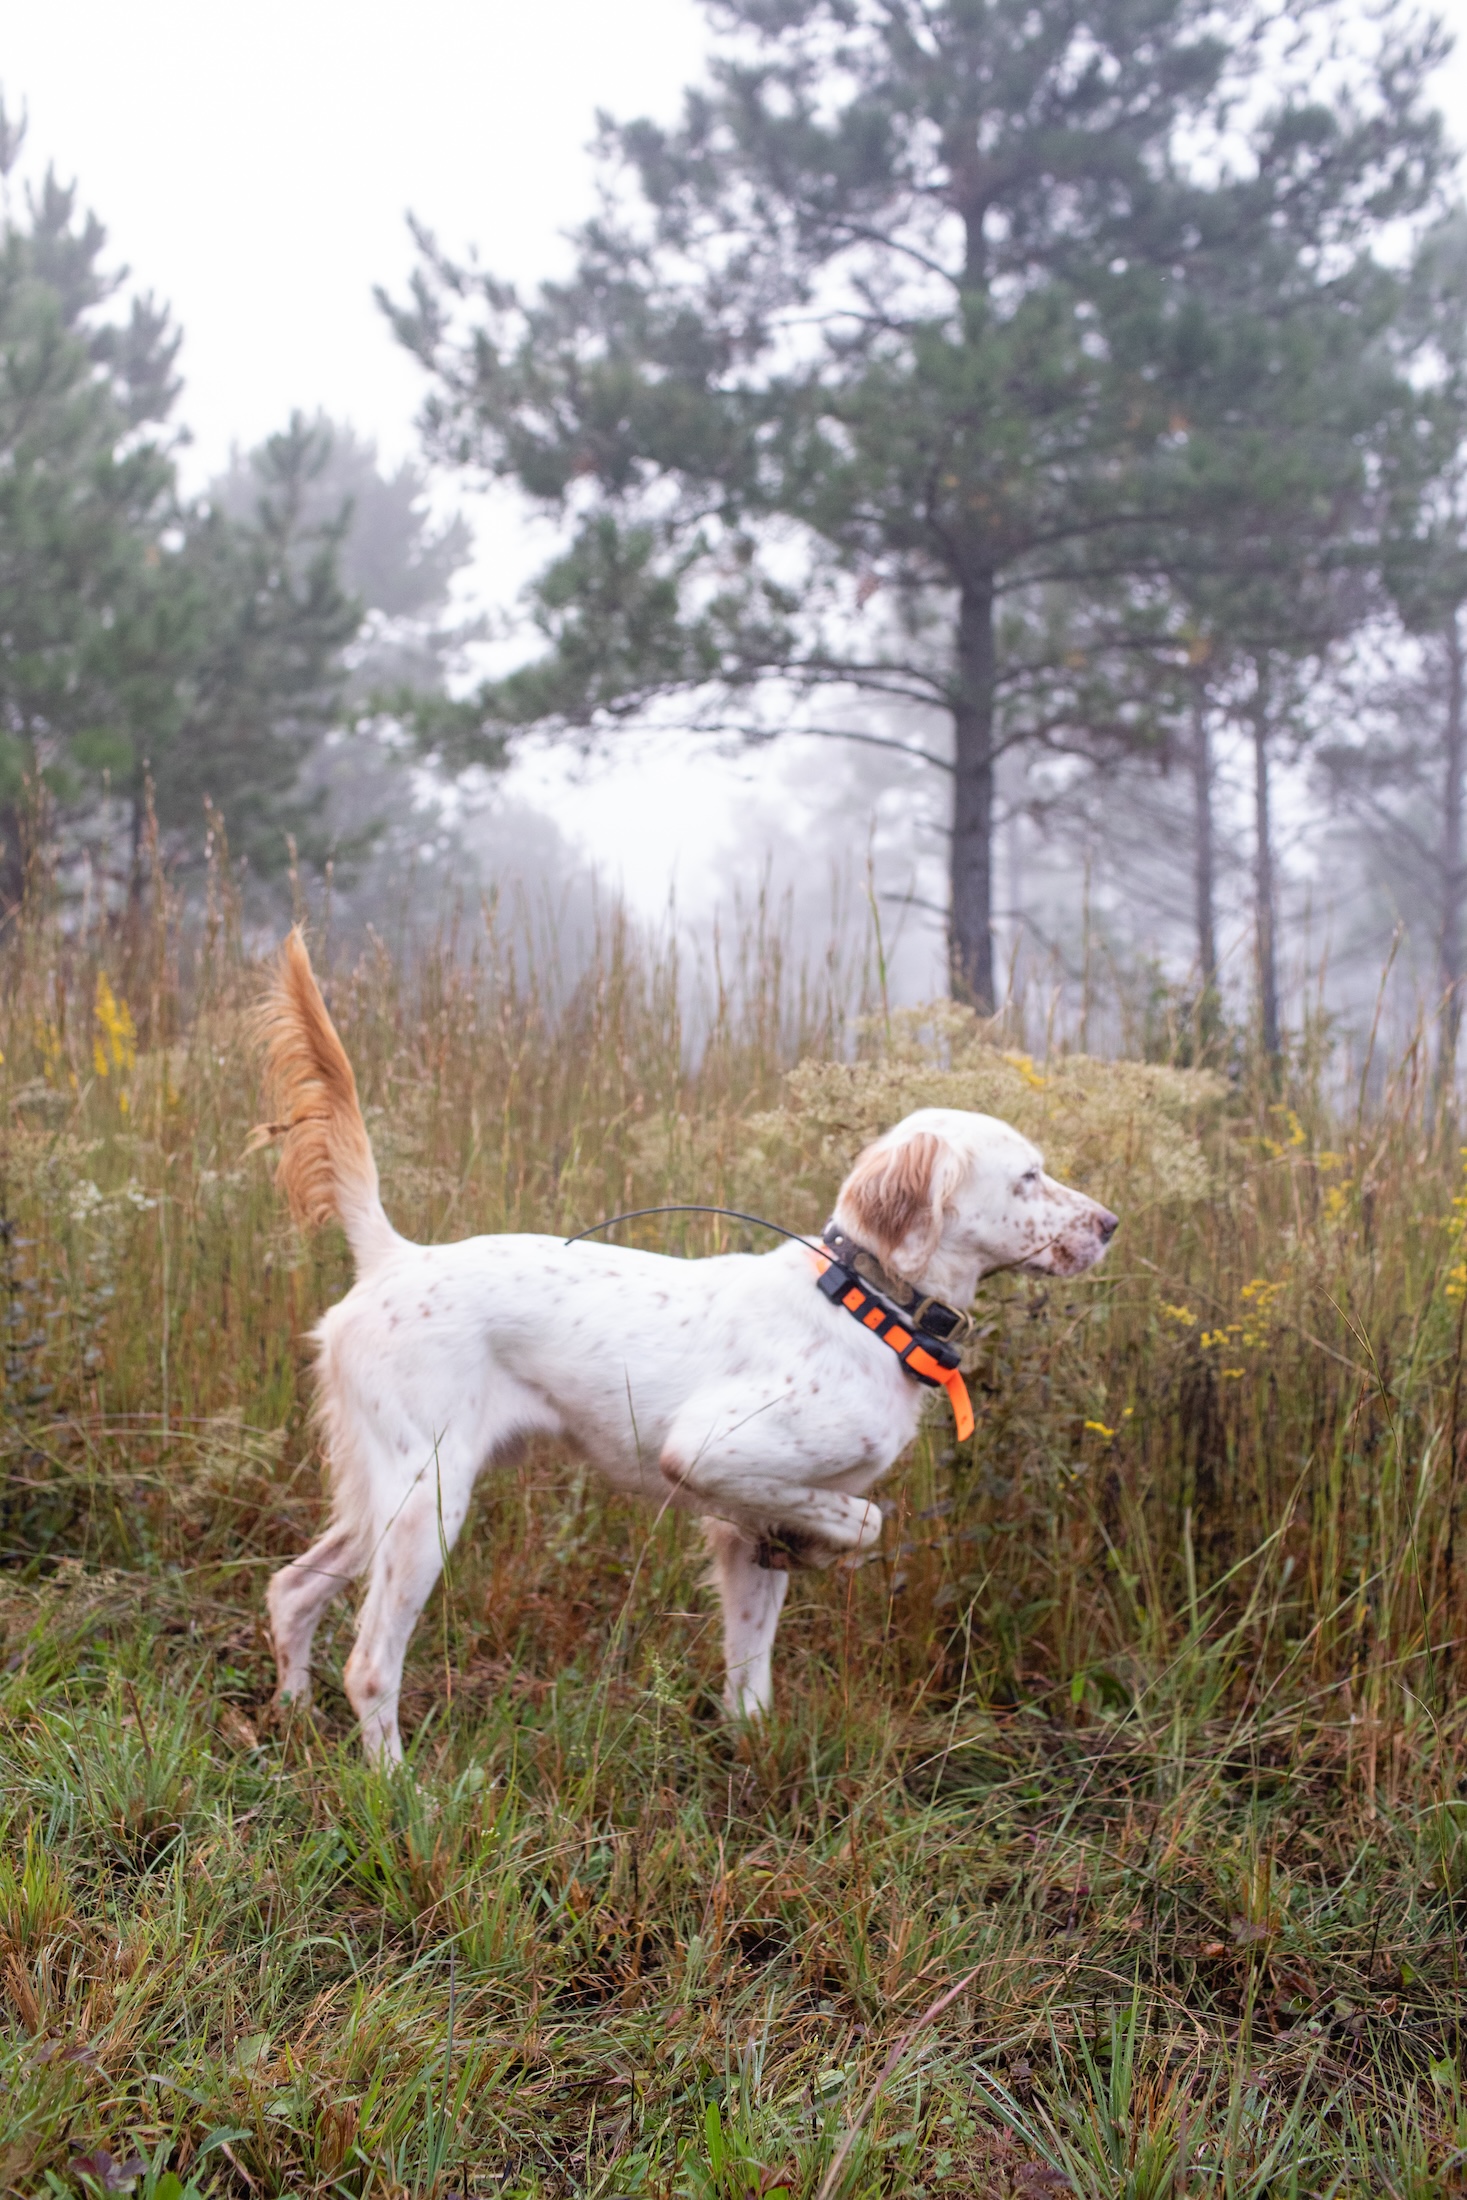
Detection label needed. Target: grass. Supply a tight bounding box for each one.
[3,849,1467,2196]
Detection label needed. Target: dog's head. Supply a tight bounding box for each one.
[831,1107,1117,1303]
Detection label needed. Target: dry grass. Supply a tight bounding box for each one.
[2,852,1467,2197]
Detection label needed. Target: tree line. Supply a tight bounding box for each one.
[384,0,1467,1054]
[6,2,1467,1068]
[0,93,469,914]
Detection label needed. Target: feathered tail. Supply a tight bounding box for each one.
[250,928,397,1272]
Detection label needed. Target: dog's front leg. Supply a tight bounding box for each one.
[660,1392,884,1565]
[703,1518,789,1719]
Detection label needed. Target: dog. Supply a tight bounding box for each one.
[256,931,1118,1763]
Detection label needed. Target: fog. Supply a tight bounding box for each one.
[4,0,1467,1050]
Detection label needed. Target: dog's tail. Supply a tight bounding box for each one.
[250,928,398,1273]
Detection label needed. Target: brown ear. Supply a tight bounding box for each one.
[839,1131,944,1266]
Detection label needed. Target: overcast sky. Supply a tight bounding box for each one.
[0,0,708,486]
[0,0,776,916]
[5,0,1459,486]
[2,1,1464,943]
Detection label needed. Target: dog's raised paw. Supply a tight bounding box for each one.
[754,1528,805,1571]
[754,1527,839,1572]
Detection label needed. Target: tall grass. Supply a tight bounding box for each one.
[3,848,1467,2197]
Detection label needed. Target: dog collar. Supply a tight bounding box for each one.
[810,1223,975,1441]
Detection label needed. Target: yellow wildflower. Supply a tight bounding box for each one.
[1266,1104,1307,1149]
[1002,1050,1049,1090]
[93,973,137,1091]
[35,1017,66,1086]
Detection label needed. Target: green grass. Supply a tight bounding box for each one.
[3,866,1467,2196]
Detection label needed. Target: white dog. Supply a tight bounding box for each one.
[257,932,1117,1763]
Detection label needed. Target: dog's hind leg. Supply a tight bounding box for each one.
[342,1432,480,1766]
[704,1519,788,1719]
[267,1520,361,1707]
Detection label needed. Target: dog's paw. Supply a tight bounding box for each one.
[754,1499,884,1571]
[758,1526,843,1571]
[753,1528,807,1571]
[752,1525,855,1572]
[848,1498,884,1552]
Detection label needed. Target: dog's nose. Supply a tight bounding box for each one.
[1097,1209,1119,1242]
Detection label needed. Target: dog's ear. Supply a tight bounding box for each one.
[837,1131,960,1274]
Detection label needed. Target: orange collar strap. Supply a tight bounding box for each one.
[810,1247,974,1442]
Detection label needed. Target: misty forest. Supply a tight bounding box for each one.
[9,1,1467,2195]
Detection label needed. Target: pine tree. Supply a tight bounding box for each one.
[387,0,1446,1008]
[1142,232,1409,1056]
[157,416,362,876]
[209,414,474,697]
[0,112,180,894]
[0,105,365,902]
[1387,212,1467,1076]
[204,415,479,883]
[1325,209,1467,1075]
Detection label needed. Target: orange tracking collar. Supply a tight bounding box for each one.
[810,1237,975,1442]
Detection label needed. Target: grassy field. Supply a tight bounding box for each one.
[3,867,1467,2198]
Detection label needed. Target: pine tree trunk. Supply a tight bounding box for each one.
[1190,671,1218,1022]
[1250,656,1281,1064]
[950,576,996,1012]
[1440,607,1466,1081]
[0,802,23,916]
[128,781,148,921]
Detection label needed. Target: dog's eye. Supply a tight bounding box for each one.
[1018,1167,1041,1189]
